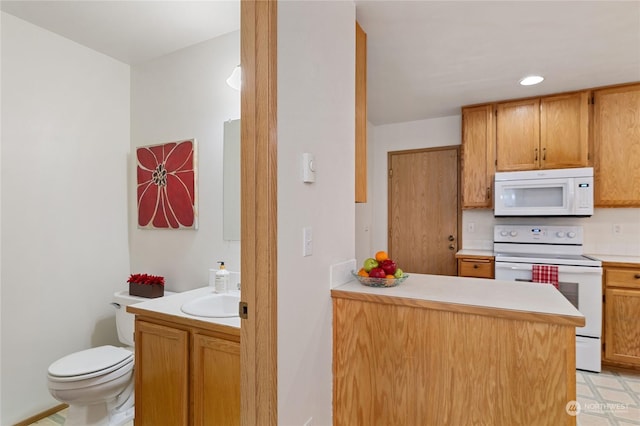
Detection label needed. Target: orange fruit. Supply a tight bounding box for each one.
[385,274,395,279]
[375,251,389,262]
[357,268,369,277]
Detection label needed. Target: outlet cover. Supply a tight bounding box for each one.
[330,259,357,289]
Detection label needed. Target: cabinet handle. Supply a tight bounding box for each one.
[534,148,538,161]
[486,187,491,200]
[473,264,479,269]
[635,274,640,279]
[542,147,546,161]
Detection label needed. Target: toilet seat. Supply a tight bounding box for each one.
[48,345,133,382]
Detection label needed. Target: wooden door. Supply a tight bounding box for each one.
[388,147,459,275]
[134,320,189,426]
[604,288,640,366]
[540,92,590,169]
[192,333,241,426]
[461,104,495,208]
[496,99,540,171]
[240,1,278,425]
[593,84,640,206]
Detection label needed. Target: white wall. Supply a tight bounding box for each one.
[1,12,130,424]
[368,116,462,261]
[130,31,240,292]
[278,2,355,425]
[462,208,640,256]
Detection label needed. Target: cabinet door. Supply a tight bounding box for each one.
[462,105,495,208]
[135,320,189,426]
[192,333,241,426]
[540,92,590,169]
[355,21,367,203]
[593,84,640,206]
[604,288,640,366]
[496,99,540,171]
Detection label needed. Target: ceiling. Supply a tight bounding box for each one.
[2,1,639,125]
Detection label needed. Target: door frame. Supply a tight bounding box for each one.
[387,145,462,275]
[240,1,278,425]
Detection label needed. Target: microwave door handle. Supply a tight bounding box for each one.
[567,181,575,213]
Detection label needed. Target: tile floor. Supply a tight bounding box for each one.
[31,368,640,425]
[576,367,640,425]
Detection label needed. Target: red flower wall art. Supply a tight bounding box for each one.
[137,139,197,229]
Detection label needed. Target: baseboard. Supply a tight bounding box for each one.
[13,403,68,426]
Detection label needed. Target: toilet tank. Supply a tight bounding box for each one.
[112,291,148,347]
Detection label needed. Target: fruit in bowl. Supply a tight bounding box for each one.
[354,251,408,287]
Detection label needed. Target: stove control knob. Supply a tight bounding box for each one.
[500,231,508,237]
[509,231,518,237]
[567,231,576,238]
[556,231,565,238]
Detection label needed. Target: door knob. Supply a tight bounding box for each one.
[448,235,455,241]
[449,244,455,250]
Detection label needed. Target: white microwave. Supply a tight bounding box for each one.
[494,167,594,217]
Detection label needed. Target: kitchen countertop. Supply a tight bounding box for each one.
[588,254,640,265]
[127,286,241,332]
[332,273,584,327]
[455,249,494,258]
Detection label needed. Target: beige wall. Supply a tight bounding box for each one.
[1,12,130,423]
[277,2,356,424]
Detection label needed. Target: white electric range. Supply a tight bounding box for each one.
[493,225,603,372]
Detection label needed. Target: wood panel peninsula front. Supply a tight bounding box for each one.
[332,274,585,426]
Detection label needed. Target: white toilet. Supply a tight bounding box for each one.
[46,290,161,426]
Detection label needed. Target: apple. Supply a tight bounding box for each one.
[394,268,404,279]
[363,258,379,272]
[380,259,397,275]
[368,267,386,278]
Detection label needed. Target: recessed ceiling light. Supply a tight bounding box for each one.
[519,75,544,86]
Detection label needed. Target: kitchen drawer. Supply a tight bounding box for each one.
[458,259,494,279]
[606,268,640,289]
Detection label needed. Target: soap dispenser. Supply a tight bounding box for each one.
[215,261,230,293]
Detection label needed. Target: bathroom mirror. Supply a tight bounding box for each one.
[223,119,241,240]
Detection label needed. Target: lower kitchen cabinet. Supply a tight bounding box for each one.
[134,318,240,426]
[602,263,640,369]
[456,255,495,279]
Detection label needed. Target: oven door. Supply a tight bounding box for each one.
[494,262,602,338]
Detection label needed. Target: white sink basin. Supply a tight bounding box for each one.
[181,293,240,318]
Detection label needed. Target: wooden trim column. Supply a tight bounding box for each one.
[240,1,278,425]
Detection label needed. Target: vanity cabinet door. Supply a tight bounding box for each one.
[135,319,189,426]
[192,333,241,426]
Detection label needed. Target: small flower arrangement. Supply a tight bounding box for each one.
[127,273,165,286]
[128,273,165,298]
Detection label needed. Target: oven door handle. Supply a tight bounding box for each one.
[495,262,602,274]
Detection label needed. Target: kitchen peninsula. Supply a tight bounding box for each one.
[332,274,584,426]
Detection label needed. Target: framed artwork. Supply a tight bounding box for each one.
[136,139,197,229]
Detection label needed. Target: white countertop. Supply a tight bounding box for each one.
[127,286,241,329]
[456,249,494,257]
[333,273,584,326]
[588,254,640,265]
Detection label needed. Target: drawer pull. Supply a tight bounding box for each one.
[473,264,479,269]
[635,274,640,279]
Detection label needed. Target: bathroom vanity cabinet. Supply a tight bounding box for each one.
[128,291,240,426]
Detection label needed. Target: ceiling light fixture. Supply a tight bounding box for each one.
[519,75,544,86]
[226,65,241,91]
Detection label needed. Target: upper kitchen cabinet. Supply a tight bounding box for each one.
[461,104,495,208]
[496,98,540,171]
[496,92,590,171]
[355,21,367,203]
[593,83,640,207]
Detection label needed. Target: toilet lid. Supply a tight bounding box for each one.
[48,345,133,379]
